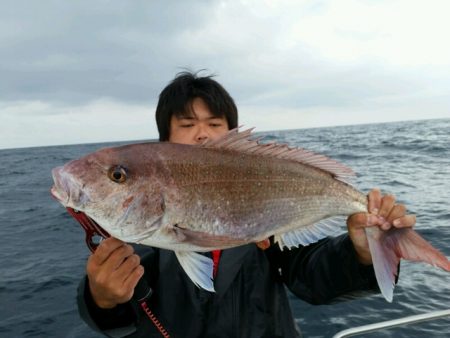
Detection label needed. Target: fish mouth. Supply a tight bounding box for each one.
[51,166,70,205]
[51,166,89,206]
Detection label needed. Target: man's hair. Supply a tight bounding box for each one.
[155,71,238,141]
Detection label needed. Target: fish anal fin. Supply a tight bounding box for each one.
[274,217,344,250]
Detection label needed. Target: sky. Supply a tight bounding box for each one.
[1,0,450,149]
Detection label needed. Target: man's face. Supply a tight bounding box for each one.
[169,97,229,145]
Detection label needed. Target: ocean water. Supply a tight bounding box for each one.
[1,118,449,337]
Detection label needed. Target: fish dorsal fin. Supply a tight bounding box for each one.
[202,128,355,182]
[274,217,345,250]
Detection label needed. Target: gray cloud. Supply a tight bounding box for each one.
[1,0,449,122]
[0,1,394,105]
[0,0,217,103]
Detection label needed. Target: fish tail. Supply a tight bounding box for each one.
[365,226,450,302]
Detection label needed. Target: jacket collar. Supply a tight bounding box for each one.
[213,245,254,297]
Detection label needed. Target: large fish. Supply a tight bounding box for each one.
[51,129,450,301]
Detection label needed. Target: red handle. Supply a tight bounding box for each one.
[65,207,110,252]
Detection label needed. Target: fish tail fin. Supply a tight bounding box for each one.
[366,227,450,302]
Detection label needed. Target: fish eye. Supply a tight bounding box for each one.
[108,166,128,183]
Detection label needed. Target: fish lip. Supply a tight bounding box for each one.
[51,166,92,210]
[50,185,66,203]
[51,167,68,203]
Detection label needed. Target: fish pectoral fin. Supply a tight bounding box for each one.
[274,217,345,250]
[175,251,215,292]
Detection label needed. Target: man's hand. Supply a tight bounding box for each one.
[86,237,144,309]
[347,188,416,265]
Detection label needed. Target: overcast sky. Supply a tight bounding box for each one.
[1,0,449,149]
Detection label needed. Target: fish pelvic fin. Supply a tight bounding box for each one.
[175,251,215,292]
[202,128,355,182]
[274,217,345,250]
[366,226,450,303]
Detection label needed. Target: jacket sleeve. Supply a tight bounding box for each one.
[267,234,383,305]
[77,276,140,337]
[77,246,159,337]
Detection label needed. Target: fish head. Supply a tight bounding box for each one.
[51,143,166,241]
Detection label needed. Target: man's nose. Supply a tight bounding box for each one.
[195,126,210,143]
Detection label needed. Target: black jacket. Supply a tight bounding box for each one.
[78,235,379,338]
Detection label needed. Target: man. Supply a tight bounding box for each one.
[77,72,416,337]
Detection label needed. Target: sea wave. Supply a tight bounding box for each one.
[1,118,449,337]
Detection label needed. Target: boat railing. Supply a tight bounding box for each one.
[332,309,450,338]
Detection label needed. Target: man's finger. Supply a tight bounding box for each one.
[387,204,406,223]
[102,244,135,272]
[347,213,368,228]
[368,188,382,214]
[379,194,396,219]
[392,215,416,228]
[122,265,145,299]
[91,238,126,266]
[113,254,141,281]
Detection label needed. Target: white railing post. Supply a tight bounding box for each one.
[332,309,450,338]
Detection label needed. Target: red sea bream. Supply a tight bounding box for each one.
[50,129,450,301]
